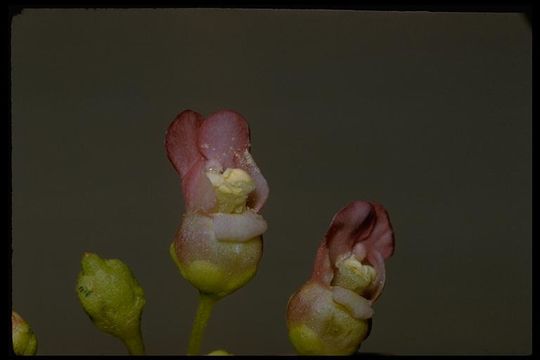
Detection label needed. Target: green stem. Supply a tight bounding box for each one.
[122,328,145,355]
[187,293,217,355]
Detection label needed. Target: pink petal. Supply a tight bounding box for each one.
[234,150,269,212]
[311,241,333,285]
[367,203,395,259]
[165,110,205,177]
[175,213,215,264]
[325,201,375,266]
[198,110,250,168]
[212,211,267,242]
[181,158,216,212]
[366,250,387,303]
[311,201,395,300]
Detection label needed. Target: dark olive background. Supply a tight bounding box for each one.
[11,9,531,355]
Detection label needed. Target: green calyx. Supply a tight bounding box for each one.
[12,311,38,355]
[76,252,145,354]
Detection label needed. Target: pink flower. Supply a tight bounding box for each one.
[165,110,269,298]
[287,201,395,355]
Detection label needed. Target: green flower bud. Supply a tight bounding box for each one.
[76,253,145,355]
[12,311,37,355]
[208,349,232,355]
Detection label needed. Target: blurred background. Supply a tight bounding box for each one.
[11,9,531,355]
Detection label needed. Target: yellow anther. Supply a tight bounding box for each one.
[332,255,376,295]
[206,168,255,213]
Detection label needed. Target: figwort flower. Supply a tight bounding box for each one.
[166,110,269,299]
[287,201,395,355]
[12,311,38,355]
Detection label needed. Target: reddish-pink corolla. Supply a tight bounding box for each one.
[166,110,269,298]
[287,201,395,355]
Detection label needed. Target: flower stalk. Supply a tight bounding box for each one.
[187,294,217,355]
[121,329,145,355]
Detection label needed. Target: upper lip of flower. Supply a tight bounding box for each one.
[311,201,395,304]
[165,109,269,213]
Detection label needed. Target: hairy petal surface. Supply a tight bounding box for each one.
[198,110,250,168]
[166,109,268,213]
[234,150,269,212]
[181,158,217,212]
[165,110,204,177]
